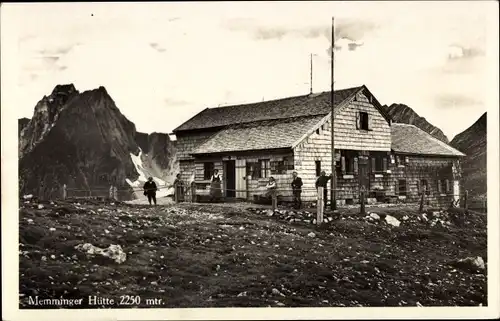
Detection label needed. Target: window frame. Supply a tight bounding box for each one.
[259,159,270,178]
[398,179,407,195]
[359,111,369,130]
[203,162,215,180]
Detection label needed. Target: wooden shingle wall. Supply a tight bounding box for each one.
[334,93,391,151]
[293,92,391,202]
[175,130,219,160]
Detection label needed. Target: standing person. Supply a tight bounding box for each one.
[291,171,303,209]
[173,174,185,202]
[315,171,332,208]
[265,177,277,197]
[143,177,158,206]
[210,169,222,202]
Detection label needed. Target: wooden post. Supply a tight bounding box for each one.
[360,190,366,215]
[317,187,324,225]
[419,190,425,213]
[112,186,118,201]
[62,184,67,200]
[464,190,468,212]
[271,190,278,211]
[191,181,196,203]
[174,183,179,203]
[109,185,114,199]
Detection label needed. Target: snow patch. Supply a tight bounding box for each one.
[125,148,172,197]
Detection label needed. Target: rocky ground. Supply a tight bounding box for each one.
[19,197,487,308]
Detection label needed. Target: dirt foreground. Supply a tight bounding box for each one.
[19,198,487,308]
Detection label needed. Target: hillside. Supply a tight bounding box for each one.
[18,84,177,201]
[19,199,487,308]
[383,103,449,143]
[450,113,487,198]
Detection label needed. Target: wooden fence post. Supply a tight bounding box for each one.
[464,190,468,212]
[271,190,278,211]
[62,184,67,200]
[419,189,425,213]
[174,184,179,203]
[191,182,196,203]
[113,186,118,201]
[360,190,366,216]
[317,187,324,225]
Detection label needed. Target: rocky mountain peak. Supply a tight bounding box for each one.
[383,103,449,143]
[19,84,177,201]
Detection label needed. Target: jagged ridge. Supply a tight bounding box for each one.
[450,113,487,198]
[19,84,177,200]
[383,103,449,143]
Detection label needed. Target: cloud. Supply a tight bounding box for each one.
[149,42,166,53]
[42,56,60,64]
[435,93,484,109]
[447,44,485,60]
[164,97,190,106]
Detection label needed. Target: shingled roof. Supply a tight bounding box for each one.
[391,123,465,157]
[192,115,324,154]
[173,86,363,132]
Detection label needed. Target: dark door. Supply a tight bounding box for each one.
[225,160,236,198]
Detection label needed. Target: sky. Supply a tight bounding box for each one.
[2,1,498,140]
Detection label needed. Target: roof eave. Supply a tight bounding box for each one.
[191,147,293,156]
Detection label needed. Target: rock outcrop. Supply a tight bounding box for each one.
[19,84,177,200]
[383,103,449,143]
[450,113,487,198]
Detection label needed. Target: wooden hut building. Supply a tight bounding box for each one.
[172,85,465,207]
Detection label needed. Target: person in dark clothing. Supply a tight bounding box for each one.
[315,171,332,208]
[291,171,303,209]
[143,177,158,205]
[172,174,185,202]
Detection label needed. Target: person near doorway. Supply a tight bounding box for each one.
[172,174,185,202]
[210,169,222,202]
[291,171,303,209]
[315,171,332,208]
[143,177,158,205]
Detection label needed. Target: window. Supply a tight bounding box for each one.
[420,179,430,195]
[371,152,387,173]
[203,162,214,180]
[316,129,320,135]
[339,150,358,175]
[271,161,286,175]
[260,159,270,178]
[315,160,321,177]
[398,179,407,195]
[437,179,446,193]
[284,157,294,171]
[359,112,369,130]
[246,162,260,179]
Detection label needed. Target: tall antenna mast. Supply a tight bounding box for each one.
[330,16,337,211]
[309,53,313,94]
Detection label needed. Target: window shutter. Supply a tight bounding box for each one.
[445,179,450,193]
[367,114,372,130]
[437,180,442,193]
[341,156,346,174]
[371,157,376,173]
[353,157,359,175]
[355,113,360,129]
[395,180,399,195]
[383,157,388,172]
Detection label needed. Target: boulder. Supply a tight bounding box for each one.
[74,243,127,264]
